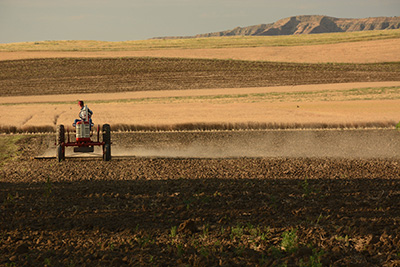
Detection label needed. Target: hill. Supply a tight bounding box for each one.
[177,15,400,38]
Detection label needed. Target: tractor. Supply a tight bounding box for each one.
[55,108,111,162]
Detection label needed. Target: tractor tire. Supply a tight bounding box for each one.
[103,143,111,161]
[56,125,65,145]
[56,144,65,162]
[102,124,111,145]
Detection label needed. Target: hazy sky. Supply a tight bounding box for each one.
[0,0,399,43]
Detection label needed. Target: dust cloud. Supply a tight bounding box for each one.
[40,129,400,159]
[111,129,400,159]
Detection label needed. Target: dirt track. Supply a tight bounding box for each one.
[1,39,400,63]
[1,132,400,266]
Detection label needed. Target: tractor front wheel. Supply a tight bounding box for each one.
[103,143,111,161]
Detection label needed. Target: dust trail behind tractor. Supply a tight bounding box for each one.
[36,128,400,160]
[108,128,400,159]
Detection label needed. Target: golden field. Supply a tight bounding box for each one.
[1,82,400,133]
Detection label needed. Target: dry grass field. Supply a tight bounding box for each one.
[1,29,399,63]
[1,30,400,266]
[1,83,400,133]
[1,38,400,63]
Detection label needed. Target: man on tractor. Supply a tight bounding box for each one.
[73,100,94,128]
[56,100,111,162]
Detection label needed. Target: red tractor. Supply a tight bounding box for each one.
[55,122,111,162]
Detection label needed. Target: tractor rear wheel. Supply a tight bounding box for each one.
[102,124,111,161]
[103,143,111,161]
[102,124,111,145]
[56,144,65,162]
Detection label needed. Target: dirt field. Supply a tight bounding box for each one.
[1,39,400,63]
[1,57,399,97]
[1,132,400,266]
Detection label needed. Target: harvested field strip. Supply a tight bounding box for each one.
[1,29,399,52]
[2,86,400,106]
[1,58,399,97]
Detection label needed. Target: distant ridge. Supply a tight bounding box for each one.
[197,15,400,37]
[154,15,400,39]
